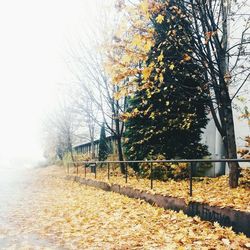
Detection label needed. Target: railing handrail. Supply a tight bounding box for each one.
[68,158,250,164]
[66,158,250,196]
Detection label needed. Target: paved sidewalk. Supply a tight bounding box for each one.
[0,166,60,249]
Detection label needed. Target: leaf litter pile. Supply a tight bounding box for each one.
[1,166,249,249]
[74,166,250,212]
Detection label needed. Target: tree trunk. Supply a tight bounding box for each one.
[218,87,240,188]
[223,101,240,188]
[69,145,76,168]
[117,136,126,174]
[114,115,125,174]
[219,0,240,188]
[91,137,95,160]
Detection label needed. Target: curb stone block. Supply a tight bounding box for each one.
[66,175,250,237]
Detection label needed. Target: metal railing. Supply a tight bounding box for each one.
[66,159,250,197]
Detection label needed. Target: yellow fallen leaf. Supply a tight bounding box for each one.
[169,63,175,70]
[183,53,191,61]
[157,51,164,62]
[159,73,164,83]
[222,238,230,246]
[156,14,164,24]
[142,67,152,80]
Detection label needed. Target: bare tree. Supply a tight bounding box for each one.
[43,100,79,165]
[169,0,250,187]
[66,3,127,173]
[68,43,127,173]
[71,89,99,159]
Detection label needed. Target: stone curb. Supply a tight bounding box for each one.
[66,175,250,237]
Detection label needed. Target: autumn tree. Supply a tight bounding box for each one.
[69,88,99,160]
[162,0,250,187]
[67,3,127,173]
[43,100,78,165]
[123,0,209,164]
[109,0,250,187]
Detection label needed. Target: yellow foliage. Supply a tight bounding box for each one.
[105,0,156,94]
[131,34,143,47]
[113,91,120,100]
[156,14,164,24]
[142,66,152,80]
[157,52,164,62]
[159,73,164,83]
[120,112,132,121]
[169,63,175,70]
[144,40,153,52]
[140,0,149,15]
[4,166,249,249]
[149,112,155,120]
[121,54,131,64]
[75,166,250,213]
[183,53,191,61]
[73,153,91,162]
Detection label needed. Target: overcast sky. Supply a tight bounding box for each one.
[0,0,107,162]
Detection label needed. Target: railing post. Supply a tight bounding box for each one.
[76,164,78,176]
[67,162,69,174]
[150,162,153,189]
[84,163,86,178]
[125,163,128,183]
[189,162,195,197]
[95,163,97,179]
[108,163,110,180]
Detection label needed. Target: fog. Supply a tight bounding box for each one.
[0,0,102,168]
[0,2,109,244]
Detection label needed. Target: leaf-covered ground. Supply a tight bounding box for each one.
[1,165,250,249]
[74,166,250,212]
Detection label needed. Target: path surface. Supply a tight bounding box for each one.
[0,165,249,249]
[0,165,59,249]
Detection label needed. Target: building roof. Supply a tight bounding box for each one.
[73,135,115,149]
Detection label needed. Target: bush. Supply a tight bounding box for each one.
[73,153,91,162]
[62,152,73,167]
[137,154,189,181]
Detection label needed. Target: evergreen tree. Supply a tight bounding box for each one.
[124,1,209,165]
[98,124,110,161]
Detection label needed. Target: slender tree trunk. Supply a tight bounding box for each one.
[218,0,239,188]
[69,144,76,168]
[117,135,125,174]
[218,81,240,187]
[114,116,125,174]
[223,100,240,188]
[212,85,240,187]
[218,80,240,188]
[91,137,95,159]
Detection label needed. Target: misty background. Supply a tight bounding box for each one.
[0,0,107,168]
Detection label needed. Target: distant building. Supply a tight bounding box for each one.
[73,135,116,159]
[73,113,249,176]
